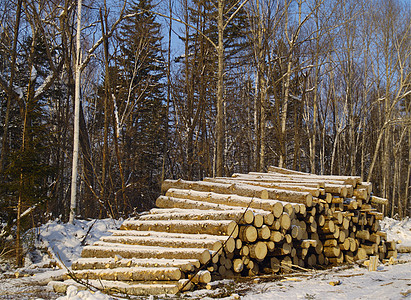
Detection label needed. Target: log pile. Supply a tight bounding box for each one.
[49,167,395,296]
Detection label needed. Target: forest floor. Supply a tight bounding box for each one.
[0,217,409,300]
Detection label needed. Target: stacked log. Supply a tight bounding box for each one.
[50,167,395,296]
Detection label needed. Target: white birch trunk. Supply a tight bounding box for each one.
[69,0,82,224]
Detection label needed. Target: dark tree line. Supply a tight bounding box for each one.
[0,0,409,266]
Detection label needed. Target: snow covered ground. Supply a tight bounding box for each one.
[0,217,409,299]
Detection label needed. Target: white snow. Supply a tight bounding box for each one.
[56,285,112,300]
[380,217,411,247]
[38,218,121,267]
[0,217,409,300]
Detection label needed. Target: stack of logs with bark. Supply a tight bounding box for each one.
[50,167,395,296]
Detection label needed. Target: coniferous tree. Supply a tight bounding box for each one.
[114,0,166,214]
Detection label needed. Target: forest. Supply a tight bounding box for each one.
[0,0,409,265]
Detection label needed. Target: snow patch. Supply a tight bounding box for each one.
[56,285,112,300]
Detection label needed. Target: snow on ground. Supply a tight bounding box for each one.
[0,217,409,300]
[381,217,411,247]
[38,218,122,268]
[241,253,411,300]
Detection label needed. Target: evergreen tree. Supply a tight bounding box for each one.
[114,0,166,214]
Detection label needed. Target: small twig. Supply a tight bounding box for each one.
[80,219,97,246]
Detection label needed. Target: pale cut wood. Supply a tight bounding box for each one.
[249,241,268,261]
[279,212,291,230]
[233,258,244,273]
[319,220,335,234]
[239,225,258,243]
[339,239,350,251]
[165,189,284,218]
[248,261,260,276]
[307,219,317,233]
[205,177,321,197]
[142,208,255,224]
[357,182,372,193]
[397,245,411,253]
[121,219,239,239]
[263,213,275,226]
[300,239,317,248]
[81,243,214,265]
[385,240,396,250]
[270,257,281,272]
[283,203,296,219]
[386,250,398,258]
[356,230,370,240]
[200,176,314,207]
[291,225,302,240]
[265,240,275,251]
[254,214,264,228]
[348,238,357,252]
[328,252,344,264]
[270,231,284,243]
[162,179,267,199]
[332,211,343,224]
[338,230,346,243]
[368,233,381,244]
[368,211,384,220]
[100,235,236,254]
[110,229,233,242]
[264,168,362,186]
[232,173,323,188]
[71,257,200,272]
[272,243,292,255]
[235,239,243,249]
[240,245,250,256]
[257,225,271,240]
[51,279,181,296]
[284,233,293,244]
[324,239,338,247]
[370,195,388,205]
[156,195,238,211]
[315,240,324,255]
[317,214,325,227]
[65,266,182,282]
[272,219,281,230]
[353,188,369,200]
[368,256,378,271]
[362,243,377,255]
[324,246,341,257]
[331,197,344,204]
[323,184,347,197]
[355,248,367,260]
[189,270,212,284]
[343,199,358,210]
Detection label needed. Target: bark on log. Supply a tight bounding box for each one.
[205,177,321,197]
[370,195,388,205]
[100,235,236,254]
[120,219,239,239]
[65,266,182,282]
[81,243,214,265]
[142,208,255,224]
[51,280,181,296]
[165,189,284,218]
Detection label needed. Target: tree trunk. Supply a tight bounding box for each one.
[69,0,83,224]
[216,0,225,177]
[0,0,23,175]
